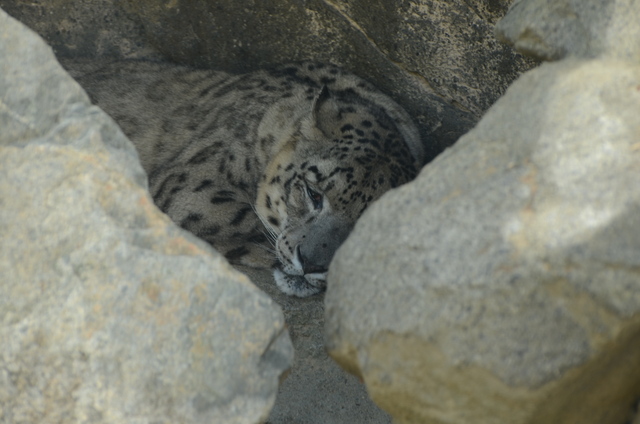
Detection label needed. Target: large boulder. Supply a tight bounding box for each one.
[325,0,640,422]
[0,0,537,161]
[118,0,533,157]
[327,58,640,424]
[0,9,291,424]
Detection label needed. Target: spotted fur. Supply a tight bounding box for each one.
[64,59,424,297]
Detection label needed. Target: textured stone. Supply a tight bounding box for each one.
[325,58,640,424]
[0,0,537,162]
[121,0,536,159]
[496,0,640,61]
[0,9,291,424]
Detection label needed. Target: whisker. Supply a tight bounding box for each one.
[253,242,276,254]
[250,202,279,242]
[260,229,276,246]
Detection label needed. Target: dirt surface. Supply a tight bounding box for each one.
[236,266,391,424]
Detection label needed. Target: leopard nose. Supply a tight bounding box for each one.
[296,245,328,275]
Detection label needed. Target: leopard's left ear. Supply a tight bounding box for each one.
[305,85,338,139]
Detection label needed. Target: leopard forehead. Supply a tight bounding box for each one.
[255,118,418,234]
[292,142,415,215]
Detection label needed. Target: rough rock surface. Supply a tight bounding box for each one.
[0,9,291,424]
[325,1,640,422]
[118,0,534,157]
[0,0,159,60]
[496,0,640,61]
[0,0,536,162]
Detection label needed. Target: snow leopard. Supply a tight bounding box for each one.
[64,59,425,297]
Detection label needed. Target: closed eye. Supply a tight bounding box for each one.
[305,184,323,210]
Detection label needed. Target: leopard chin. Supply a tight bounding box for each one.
[273,268,326,298]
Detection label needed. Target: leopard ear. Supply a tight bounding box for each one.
[311,85,331,120]
[307,85,338,138]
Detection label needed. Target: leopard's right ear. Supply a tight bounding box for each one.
[311,85,331,120]
[306,85,338,139]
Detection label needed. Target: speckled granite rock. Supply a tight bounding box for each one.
[120,0,537,159]
[0,9,291,424]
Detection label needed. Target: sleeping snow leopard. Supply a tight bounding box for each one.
[64,59,425,297]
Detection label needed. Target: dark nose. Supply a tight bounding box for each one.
[296,216,353,275]
[297,245,328,274]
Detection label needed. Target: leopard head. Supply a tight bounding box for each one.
[256,85,423,296]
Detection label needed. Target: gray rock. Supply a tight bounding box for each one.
[496,0,640,61]
[325,58,640,424]
[0,9,291,424]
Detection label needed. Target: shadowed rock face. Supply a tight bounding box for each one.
[0,10,292,424]
[326,1,640,423]
[0,0,536,163]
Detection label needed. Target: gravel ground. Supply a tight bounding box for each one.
[236,266,391,424]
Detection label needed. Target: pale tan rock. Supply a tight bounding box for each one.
[0,9,292,423]
[325,58,640,424]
